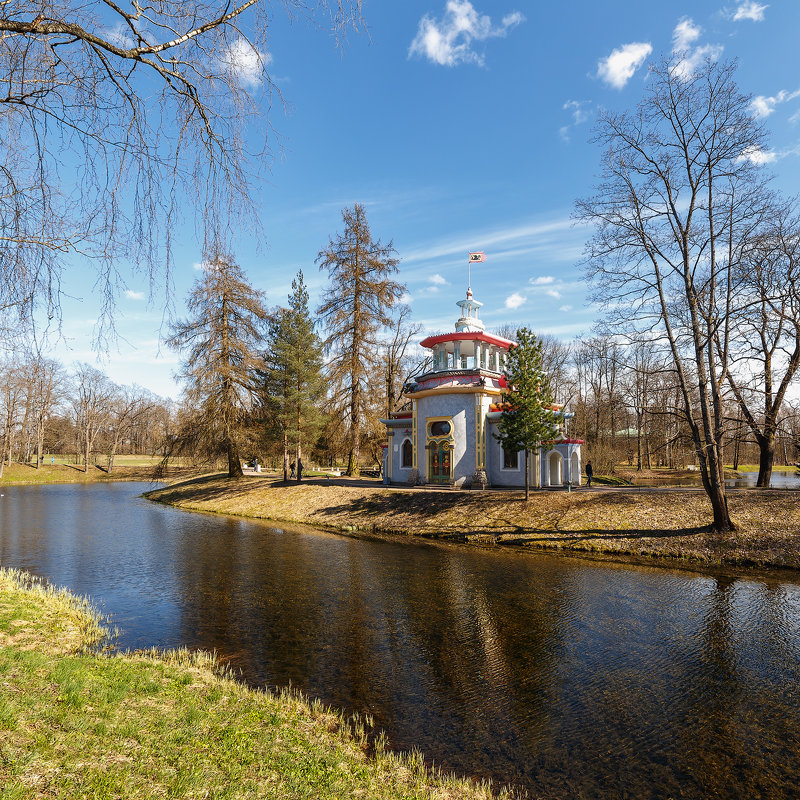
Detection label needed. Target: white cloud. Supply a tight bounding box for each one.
[125,290,145,300]
[672,17,701,51]
[220,38,271,87]
[398,292,413,305]
[750,89,800,118]
[559,305,573,312]
[671,18,723,80]
[504,292,527,309]
[739,145,777,165]
[560,100,592,142]
[429,273,448,285]
[733,1,768,22]
[531,276,555,285]
[596,42,652,89]
[738,143,800,166]
[192,262,205,271]
[104,23,135,49]
[545,288,562,299]
[409,0,524,67]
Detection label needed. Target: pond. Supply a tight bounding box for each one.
[1,482,799,798]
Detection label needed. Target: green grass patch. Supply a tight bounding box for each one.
[0,568,514,799]
[725,464,799,473]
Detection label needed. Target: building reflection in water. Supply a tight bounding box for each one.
[2,482,800,799]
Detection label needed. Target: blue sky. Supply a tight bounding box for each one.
[53,0,800,398]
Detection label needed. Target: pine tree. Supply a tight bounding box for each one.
[166,252,267,478]
[495,328,559,501]
[317,204,404,476]
[263,271,325,481]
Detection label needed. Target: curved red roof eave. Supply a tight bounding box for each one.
[419,331,516,350]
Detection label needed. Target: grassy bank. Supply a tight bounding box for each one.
[147,476,800,570]
[0,567,514,799]
[0,460,195,486]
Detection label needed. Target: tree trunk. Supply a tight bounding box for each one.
[756,432,775,488]
[227,438,244,478]
[524,448,530,502]
[36,424,43,470]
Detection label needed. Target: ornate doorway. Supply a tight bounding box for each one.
[426,418,453,485]
[429,440,452,484]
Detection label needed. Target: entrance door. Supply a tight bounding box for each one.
[429,441,452,484]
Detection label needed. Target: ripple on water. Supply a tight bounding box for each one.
[1,482,800,798]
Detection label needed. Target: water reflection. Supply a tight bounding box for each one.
[1,482,800,798]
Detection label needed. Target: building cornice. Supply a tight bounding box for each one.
[419,331,516,350]
[408,385,503,399]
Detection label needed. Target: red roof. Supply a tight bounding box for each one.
[419,331,516,350]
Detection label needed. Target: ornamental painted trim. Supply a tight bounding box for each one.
[417,374,491,390]
[409,385,503,400]
[419,331,515,349]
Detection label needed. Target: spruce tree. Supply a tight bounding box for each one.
[263,270,325,480]
[495,328,559,501]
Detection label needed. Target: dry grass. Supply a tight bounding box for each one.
[0,461,198,486]
[147,475,800,570]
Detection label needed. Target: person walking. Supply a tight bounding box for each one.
[290,462,296,479]
[297,457,303,483]
[585,461,593,487]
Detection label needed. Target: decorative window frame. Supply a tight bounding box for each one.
[501,447,522,471]
[400,438,413,469]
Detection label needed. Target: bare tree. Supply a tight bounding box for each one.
[724,205,800,486]
[26,353,65,468]
[72,363,116,472]
[577,56,771,532]
[317,203,404,475]
[0,359,25,477]
[0,0,363,340]
[381,305,421,418]
[105,386,156,472]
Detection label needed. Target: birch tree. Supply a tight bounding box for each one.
[577,56,771,532]
[725,206,800,486]
[0,0,363,339]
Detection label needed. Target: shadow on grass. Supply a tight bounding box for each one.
[499,525,713,547]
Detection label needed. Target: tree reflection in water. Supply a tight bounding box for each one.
[1,482,800,799]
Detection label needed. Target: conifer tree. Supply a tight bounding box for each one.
[263,271,325,481]
[317,204,404,476]
[495,328,559,501]
[166,252,267,478]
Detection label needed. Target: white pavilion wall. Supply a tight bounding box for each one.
[414,394,477,486]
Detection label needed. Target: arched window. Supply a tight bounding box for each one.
[401,439,413,468]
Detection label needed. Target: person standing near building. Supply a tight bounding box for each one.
[585,461,593,487]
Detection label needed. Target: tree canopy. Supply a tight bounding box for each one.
[576,55,774,532]
[166,252,267,477]
[316,203,404,475]
[495,327,558,500]
[262,270,325,480]
[0,0,363,341]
